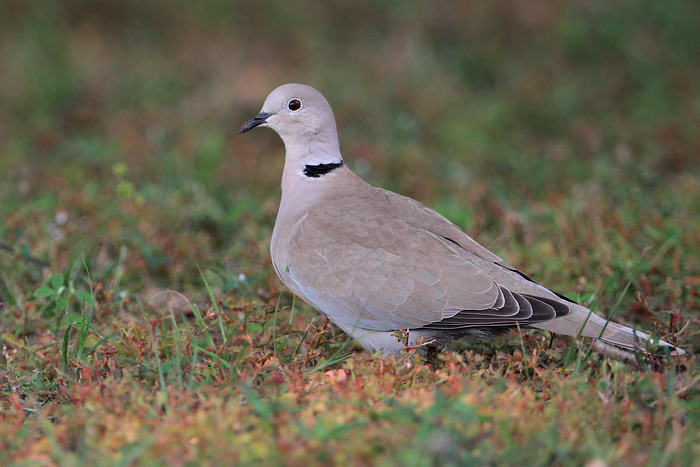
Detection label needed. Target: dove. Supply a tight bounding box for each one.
[239,83,684,357]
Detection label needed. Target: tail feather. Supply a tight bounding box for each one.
[532,304,685,356]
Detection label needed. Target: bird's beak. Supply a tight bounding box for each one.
[239,112,274,135]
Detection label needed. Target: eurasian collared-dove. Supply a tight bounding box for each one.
[239,83,684,356]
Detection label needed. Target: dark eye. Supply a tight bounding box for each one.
[287,98,302,111]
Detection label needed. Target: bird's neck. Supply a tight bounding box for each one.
[281,137,343,188]
[277,145,365,224]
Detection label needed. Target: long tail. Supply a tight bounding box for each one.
[532,304,685,356]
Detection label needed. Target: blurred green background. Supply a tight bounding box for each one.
[2,1,700,464]
[1,0,699,332]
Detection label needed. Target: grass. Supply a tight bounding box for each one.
[1,1,699,465]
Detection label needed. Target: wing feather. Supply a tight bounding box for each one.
[282,191,569,333]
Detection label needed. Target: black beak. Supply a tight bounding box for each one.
[239,112,274,135]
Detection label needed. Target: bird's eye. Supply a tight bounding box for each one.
[287,98,302,111]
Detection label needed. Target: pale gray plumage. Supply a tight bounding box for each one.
[239,83,684,356]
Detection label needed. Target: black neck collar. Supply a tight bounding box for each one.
[303,161,343,178]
